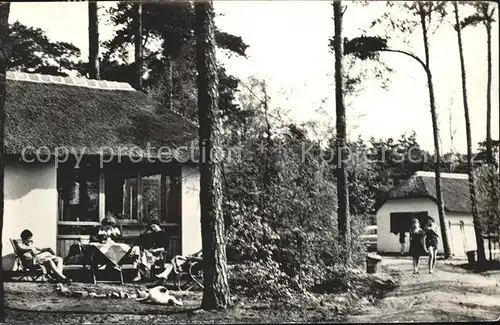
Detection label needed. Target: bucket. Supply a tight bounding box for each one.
[466,250,476,264]
[366,253,382,274]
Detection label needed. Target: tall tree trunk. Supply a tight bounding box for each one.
[0,3,11,322]
[195,0,231,310]
[88,1,100,79]
[418,3,452,259]
[160,29,174,114]
[165,56,174,111]
[333,0,351,263]
[134,3,143,91]
[262,80,272,192]
[479,3,495,167]
[161,0,174,114]
[485,19,492,165]
[454,2,487,266]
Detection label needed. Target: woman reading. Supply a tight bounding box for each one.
[16,229,71,283]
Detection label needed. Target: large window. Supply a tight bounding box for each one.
[390,211,428,234]
[122,177,139,220]
[57,167,100,222]
[142,174,161,221]
[58,165,182,225]
[103,166,181,224]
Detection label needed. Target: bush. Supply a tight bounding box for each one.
[226,204,370,297]
[222,97,379,299]
[229,259,304,300]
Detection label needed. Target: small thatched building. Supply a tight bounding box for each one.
[376,171,477,257]
[2,72,201,270]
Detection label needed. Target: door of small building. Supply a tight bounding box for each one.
[449,220,468,257]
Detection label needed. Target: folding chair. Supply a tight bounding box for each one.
[9,238,47,282]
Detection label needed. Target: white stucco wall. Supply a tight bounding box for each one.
[447,212,477,257]
[2,161,58,270]
[376,198,445,254]
[181,165,202,256]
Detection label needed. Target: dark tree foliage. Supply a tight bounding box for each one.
[343,36,388,60]
[7,21,81,76]
[103,2,247,61]
[6,4,246,122]
[221,76,388,299]
[327,36,394,91]
[101,1,248,120]
[478,139,500,151]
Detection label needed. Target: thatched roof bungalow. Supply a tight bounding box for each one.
[5,71,197,160]
[375,171,477,257]
[380,171,471,213]
[2,72,201,271]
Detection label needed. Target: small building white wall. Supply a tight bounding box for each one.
[447,212,477,257]
[377,198,477,257]
[2,161,58,271]
[376,198,445,254]
[181,165,202,256]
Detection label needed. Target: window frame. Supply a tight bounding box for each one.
[57,164,182,227]
[57,166,102,224]
[389,211,429,234]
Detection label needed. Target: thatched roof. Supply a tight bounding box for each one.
[4,72,197,161]
[380,171,471,213]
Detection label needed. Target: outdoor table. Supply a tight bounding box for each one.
[87,242,132,267]
[81,242,134,284]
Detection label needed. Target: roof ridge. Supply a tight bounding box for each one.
[415,170,468,179]
[6,71,136,92]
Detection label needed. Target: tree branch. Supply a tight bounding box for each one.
[376,48,429,74]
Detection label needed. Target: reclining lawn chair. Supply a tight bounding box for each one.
[9,238,47,282]
[172,251,204,292]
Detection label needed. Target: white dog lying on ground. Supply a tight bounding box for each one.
[136,286,183,306]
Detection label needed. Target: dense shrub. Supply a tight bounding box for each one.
[224,135,372,298]
[222,78,379,299]
[229,259,304,300]
[475,165,500,255]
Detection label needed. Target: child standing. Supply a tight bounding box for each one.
[399,231,406,255]
[424,216,440,274]
[409,218,426,274]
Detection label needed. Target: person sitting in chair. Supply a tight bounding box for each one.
[140,223,167,254]
[96,212,122,243]
[86,214,123,272]
[131,222,166,282]
[16,229,71,283]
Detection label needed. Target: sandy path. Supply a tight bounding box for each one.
[347,257,500,322]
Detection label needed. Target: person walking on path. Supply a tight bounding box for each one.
[409,218,426,274]
[399,231,407,255]
[424,216,440,274]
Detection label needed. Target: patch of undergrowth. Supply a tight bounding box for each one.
[229,259,305,301]
[449,260,500,274]
[229,260,398,313]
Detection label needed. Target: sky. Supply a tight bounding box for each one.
[8,1,500,153]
